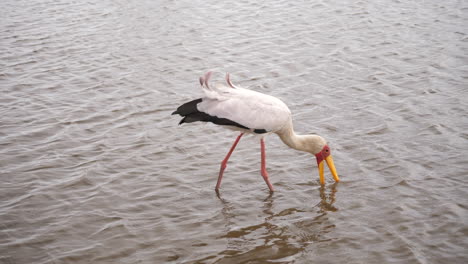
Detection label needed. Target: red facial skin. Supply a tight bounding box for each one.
[315,145,331,165]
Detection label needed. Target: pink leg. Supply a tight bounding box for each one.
[215,133,244,191]
[260,138,275,192]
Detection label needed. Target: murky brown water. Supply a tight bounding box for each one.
[1,0,468,263]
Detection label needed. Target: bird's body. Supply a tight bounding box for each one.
[173,72,340,192]
[176,76,291,134]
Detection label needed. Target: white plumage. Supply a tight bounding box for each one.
[172,71,340,193]
[198,80,291,133]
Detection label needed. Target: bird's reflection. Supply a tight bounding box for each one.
[318,182,339,213]
[215,190,235,228]
[212,184,339,262]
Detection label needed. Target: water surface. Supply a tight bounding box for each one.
[1,0,468,263]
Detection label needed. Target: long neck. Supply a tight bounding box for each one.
[276,119,325,154]
[276,120,310,152]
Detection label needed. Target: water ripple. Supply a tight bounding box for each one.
[1,0,467,263]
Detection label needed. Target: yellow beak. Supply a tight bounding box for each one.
[318,155,340,185]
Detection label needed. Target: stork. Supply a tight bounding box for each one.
[172,72,340,192]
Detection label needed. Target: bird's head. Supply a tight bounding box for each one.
[302,135,340,185]
[314,144,340,184]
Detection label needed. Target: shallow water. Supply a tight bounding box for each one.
[1,0,468,263]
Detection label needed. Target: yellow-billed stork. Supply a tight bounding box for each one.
[172,72,340,192]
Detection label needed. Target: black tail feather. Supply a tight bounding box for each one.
[172,98,250,130]
[172,98,202,116]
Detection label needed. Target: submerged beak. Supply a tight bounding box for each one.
[316,145,340,185]
[325,156,340,182]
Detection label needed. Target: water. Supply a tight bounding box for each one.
[1,0,467,263]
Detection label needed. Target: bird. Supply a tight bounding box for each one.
[172,71,340,192]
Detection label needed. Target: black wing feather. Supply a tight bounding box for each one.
[172,98,267,133]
